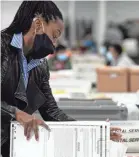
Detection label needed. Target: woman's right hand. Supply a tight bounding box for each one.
[15,110,50,141]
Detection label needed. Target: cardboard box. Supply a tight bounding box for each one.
[129,67,139,92]
[96,67,129,92]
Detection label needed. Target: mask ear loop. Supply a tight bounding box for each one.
[33,17,37,35]
[41,22,45,34]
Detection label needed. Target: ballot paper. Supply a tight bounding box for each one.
[109,140,127,157]
[111,121,139,153]
[10,121,110,157]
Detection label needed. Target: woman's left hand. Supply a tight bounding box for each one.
[110,127,122,141]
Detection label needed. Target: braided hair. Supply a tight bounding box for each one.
[3,1,63,35]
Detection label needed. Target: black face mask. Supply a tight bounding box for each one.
[30,34,55,59]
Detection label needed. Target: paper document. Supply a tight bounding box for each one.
[10,121,110,157]
[109,141,127,157]
[111,121,139,153]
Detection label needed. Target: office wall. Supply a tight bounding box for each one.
[1,1,139,40]
[1,1,139,30]
[1,1,22,30]
[106,1,139,22]
[55,1,139,21]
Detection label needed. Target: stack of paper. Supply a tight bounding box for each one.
[10,121,110,157]
[71,54,105,83]
[49,78,92,100]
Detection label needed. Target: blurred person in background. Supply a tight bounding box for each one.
[48,44,72,71]
[105,22,123,45]
[100,42,113,66]
[81,32,97,53]
[109,44,136,67]
[71,47,82,55]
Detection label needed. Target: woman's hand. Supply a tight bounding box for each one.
[110,127,122,141]
[16,110,51,141]
[106,119,122,141]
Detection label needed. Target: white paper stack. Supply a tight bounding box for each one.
[10,121,110,157]
[49,78,92,100]
[71,54,105,83]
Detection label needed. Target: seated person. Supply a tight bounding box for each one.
[100,42,112,66]
[81,32,97,53]
[48,45,72,71]
[108,44,136,67]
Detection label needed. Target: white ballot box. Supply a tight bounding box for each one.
[10,121,110,157]
[111,121,139,153]
[94,93,139,120]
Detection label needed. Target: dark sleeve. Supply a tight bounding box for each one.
[1,102,16,120]
[38,59,75,121]
[1,32,17,121]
